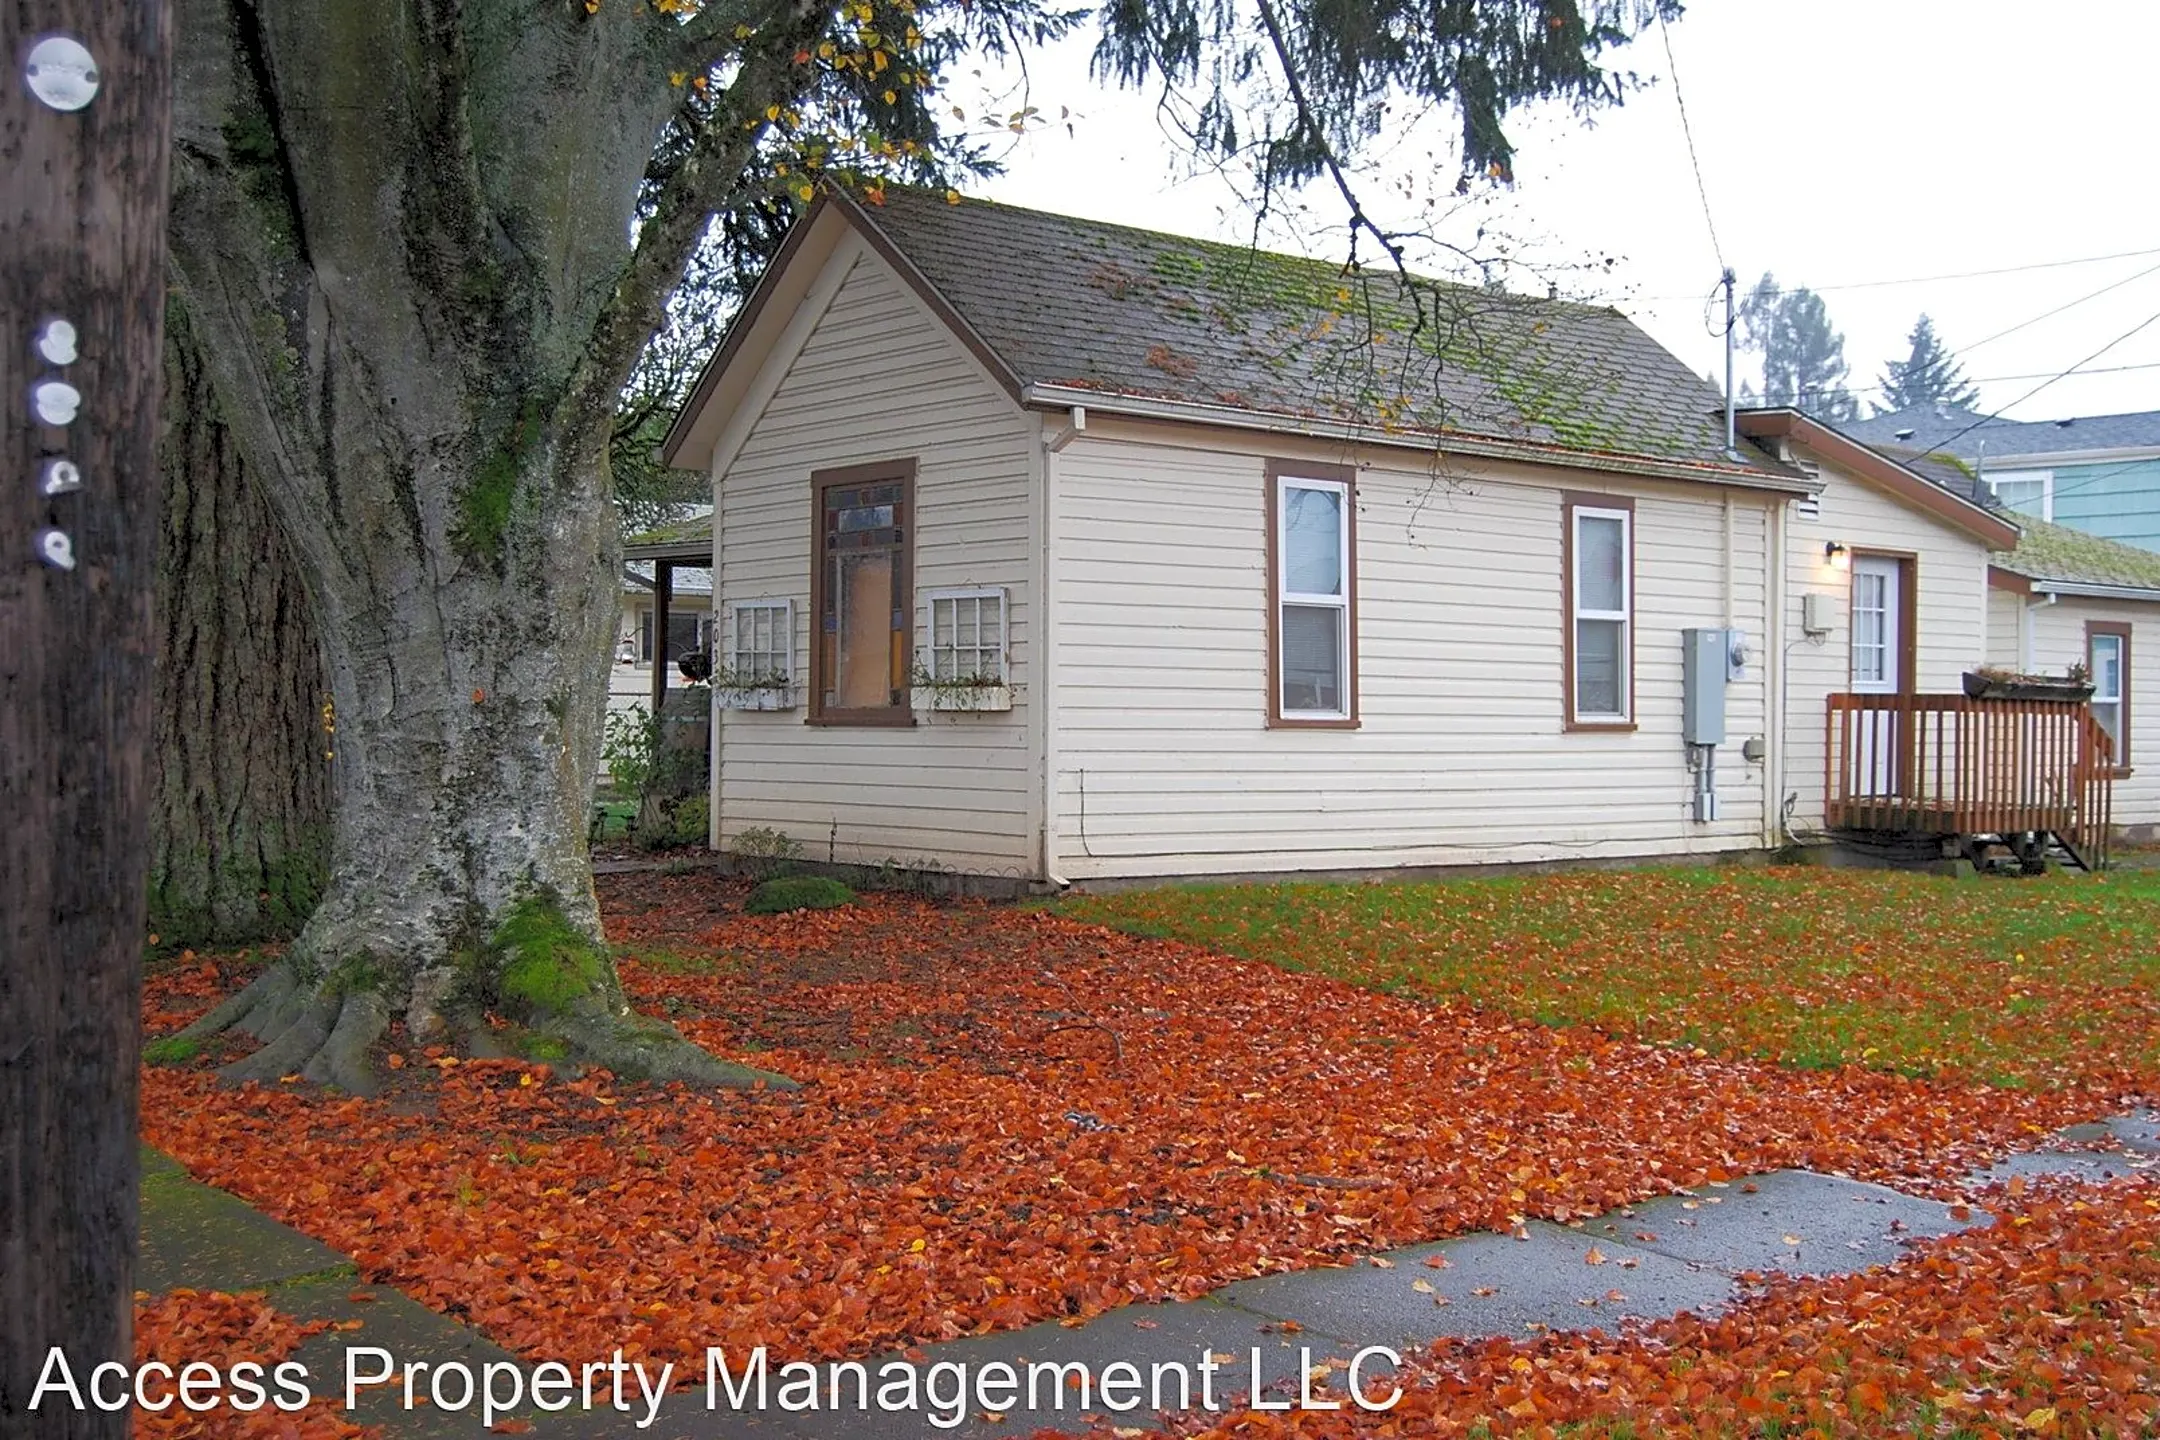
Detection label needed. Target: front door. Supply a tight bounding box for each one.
[1849,554,1904,797]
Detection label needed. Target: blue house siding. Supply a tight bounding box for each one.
[2055,458,2160,552]
[1988,458,2160,553]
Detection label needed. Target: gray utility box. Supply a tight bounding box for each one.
[1681,628,1728,746]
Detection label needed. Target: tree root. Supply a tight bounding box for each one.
[177,966,390,1095]
[175,963,795,1094]
[542,1007,799,1090]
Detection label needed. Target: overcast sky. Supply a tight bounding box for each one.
[966,0,2159,422]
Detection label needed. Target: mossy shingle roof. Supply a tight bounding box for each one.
[856,188,1788,476]
[1992,517,2160,594]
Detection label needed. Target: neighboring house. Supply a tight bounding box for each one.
[612,513,716,718]
[1846,405,2160,553]
[659,185,1851,883]
[1984,519,2160,838]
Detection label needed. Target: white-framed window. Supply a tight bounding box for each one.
[728,598,793,685]
[2089,623,2130,770]
[1851,567,1890,687]
[924,587,1008,683]
[1985,468,2053,521]
[1272,471,1355,723]
[1567,498,1633,725]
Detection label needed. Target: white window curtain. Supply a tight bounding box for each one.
[1278,479,1350,717]
[2092,631,2125,763]
[1572,508,1630,720]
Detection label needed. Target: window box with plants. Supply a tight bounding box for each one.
[1962,664,2094,703]
[909,660,1013,713]
[712,663,796,712]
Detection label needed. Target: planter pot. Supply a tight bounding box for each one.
[721,687,795,712]
[1962,671,2095,703]
[911,684,1013,714]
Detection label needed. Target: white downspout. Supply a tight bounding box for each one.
[1036,405,1083,889]
[2022,592,2057,672]
[1765,497,1787,848]
[708,465,726,852]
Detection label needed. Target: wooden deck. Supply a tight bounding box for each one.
[1825,693,2115,868]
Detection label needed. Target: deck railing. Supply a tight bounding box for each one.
[1825,693,2115,865]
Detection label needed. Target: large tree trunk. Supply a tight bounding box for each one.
[149,308,331,947]
[1,3,174,1435]
[161,0,815,1094]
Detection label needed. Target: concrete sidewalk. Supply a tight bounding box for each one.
[138,1116,2160,1440]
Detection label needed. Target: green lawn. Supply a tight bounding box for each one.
[1057,865,2160,1089]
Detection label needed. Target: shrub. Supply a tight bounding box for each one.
[729,825,803,879]
[602,705,659,795]
[744,876,855,915]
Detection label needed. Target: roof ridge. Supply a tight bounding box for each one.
[861,184,1625,320]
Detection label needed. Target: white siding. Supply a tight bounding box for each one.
[710,246,1037,873]
[1780,448,1991,833]
[1049,426,1777,879]
[2009,595,2160,828]
[1984,585,2023,670]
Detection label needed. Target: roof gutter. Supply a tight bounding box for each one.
[1020,384,1817,496]
[2028,579,2160,604]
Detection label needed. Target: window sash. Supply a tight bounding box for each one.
[925,587,1008,684]
[729,599,792,684]
[2090,629,2128,767]
[812,468,913,719]
[1569,505,1632,721]
[1986,469,2053,522]
[1275,475,1352,720]
[1851,571,1889,686]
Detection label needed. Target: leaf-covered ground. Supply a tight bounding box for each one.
[139,872,2137,1376]
[1062,1176,2160,1440]
[133,1289,370,1438]
[1058,867,2160,1088]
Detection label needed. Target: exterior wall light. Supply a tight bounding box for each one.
[1824,541,1851,571]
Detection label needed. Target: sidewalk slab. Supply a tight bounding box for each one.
[138,1146,351,1294]
[1588,1170,1978,1279]
[639,1297,1319,1440]
[1212,1222,1729,1351]
[138,1148,555,1438]
[1967,1148,2157,1187]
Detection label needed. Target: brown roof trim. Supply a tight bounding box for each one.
[1736,409,2020,550]
[829,188,1026,402]
[1988,565,2033,595]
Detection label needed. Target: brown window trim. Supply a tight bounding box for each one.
[2087,619,2133,774]
[1561,491,1637,732]
[808,458,919,727]
[1264,458,1360,729]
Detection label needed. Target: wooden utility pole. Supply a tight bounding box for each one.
[2,3,175,1435]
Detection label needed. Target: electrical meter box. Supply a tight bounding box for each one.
[1681,628,1728,746]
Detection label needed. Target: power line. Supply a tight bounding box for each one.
[1630,244,2160,304]
[1656,11,1724,276]
[1900,308,2160,466]
[1957,258,2160,355]
[1804,360,2160,403]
